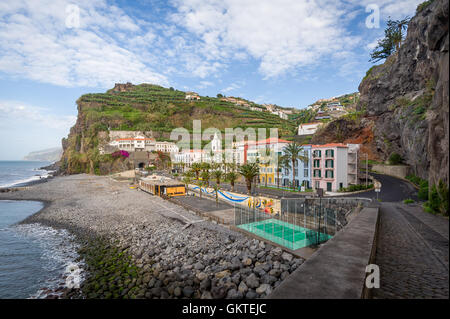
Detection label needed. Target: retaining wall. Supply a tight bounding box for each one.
[371,164,411,179]
[268,206,380,299]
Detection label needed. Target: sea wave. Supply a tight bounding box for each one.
[11,223,85,299]
[0,173,50,188]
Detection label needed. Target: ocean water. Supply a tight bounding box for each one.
[0,162,83,299]
[0,161,52,188]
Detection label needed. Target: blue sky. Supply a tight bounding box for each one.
[0,0,422,160]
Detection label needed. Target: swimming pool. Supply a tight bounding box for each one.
[237,218,332,250]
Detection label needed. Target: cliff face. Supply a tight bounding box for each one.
[59,83,297,175]
[313,0,448,185]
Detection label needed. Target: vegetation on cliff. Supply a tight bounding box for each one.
[61,84,297,175]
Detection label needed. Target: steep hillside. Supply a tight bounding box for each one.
[312,0,448,187]
[60,83,297,174]
[23,147,62,162]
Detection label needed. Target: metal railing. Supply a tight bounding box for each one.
[234,198,342,249]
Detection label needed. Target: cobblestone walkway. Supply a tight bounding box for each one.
[373,203,449,299]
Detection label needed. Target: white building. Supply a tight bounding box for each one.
[104,135,156,153]
[297,122,322,136]
[155,141,179,153]
[271,110,289,120]
[185,92,200,101]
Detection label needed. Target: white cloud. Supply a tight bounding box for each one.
[170,0,360,78]
[0,0,167,88]
[350,0,422,19]
[222,81,243,93]
[197,80,214,89]
[0,100,76,129]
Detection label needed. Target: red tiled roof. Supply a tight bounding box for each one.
[311,143,348,148]
[115,138,155,141]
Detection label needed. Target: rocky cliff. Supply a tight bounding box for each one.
[23,147,62,162]
[59,83,296,175]
[313,0,448,186]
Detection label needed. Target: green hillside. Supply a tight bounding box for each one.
[79,84,295,134]
[61,83,297,174]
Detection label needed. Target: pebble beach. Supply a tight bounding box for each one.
[0,174,304,299]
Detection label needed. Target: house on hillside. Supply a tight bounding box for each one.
[185,92,200,101]
[297,122,322,136]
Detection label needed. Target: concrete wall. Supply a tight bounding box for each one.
[269,206,379,299]
[371,164,411,179]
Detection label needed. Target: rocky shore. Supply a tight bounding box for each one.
[0,174,304,299]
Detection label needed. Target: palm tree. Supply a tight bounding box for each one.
[201,170,210,187]
[212,170,223,186]
[283,142,309,190]
[238,163,260,195]
[227,171,239,192]
[182,174,192,191]
[191,163,202,180]
[196,180,205,198]
[212,183,220,207]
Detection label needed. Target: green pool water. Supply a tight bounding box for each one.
[237,218,332,250]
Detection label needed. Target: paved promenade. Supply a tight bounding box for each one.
[373,203,449,299]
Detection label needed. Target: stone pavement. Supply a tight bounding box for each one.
[373,203,449,299]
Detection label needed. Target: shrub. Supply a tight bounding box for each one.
[388,153,403,165]
[437,180,449,216]
[339,184,374,192]
[416,0,434,13]
[403,199,414,204]
[406,174,429,200]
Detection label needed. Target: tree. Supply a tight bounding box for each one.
[388,152,403,165]
[191,162,202,180]
[212,183,220,207]
[212,170,223,186]
[217,93,223,98]
[227,171,239,192]
[201,170,210,187]
[238,163,260,194]
[196,180,205,198]
[370,17,410,63]
[283,143,309,190]
[182,174,192,190]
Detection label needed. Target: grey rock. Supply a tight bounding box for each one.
[256,284,270,295]
[281,252,293,262]
[245,273,260,289]
[245,290,257,299]
[238,281,248,294]
[183,286,194,298]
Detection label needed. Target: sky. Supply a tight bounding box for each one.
[0,0,422,160]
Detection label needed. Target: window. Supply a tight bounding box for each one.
[304,169,309,177]
[325,170,334,178]
[325,149,334,157]
[313,169,321,178]
[313,150,321,158]
[313,159,321,168]
[284,168,289,175]
[325,159,334,168]
[294,169,298,176]
[315,181,320,189]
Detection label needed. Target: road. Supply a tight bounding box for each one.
[212,172,418,202]
[373,202,449,298]
[340,172,418,202]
